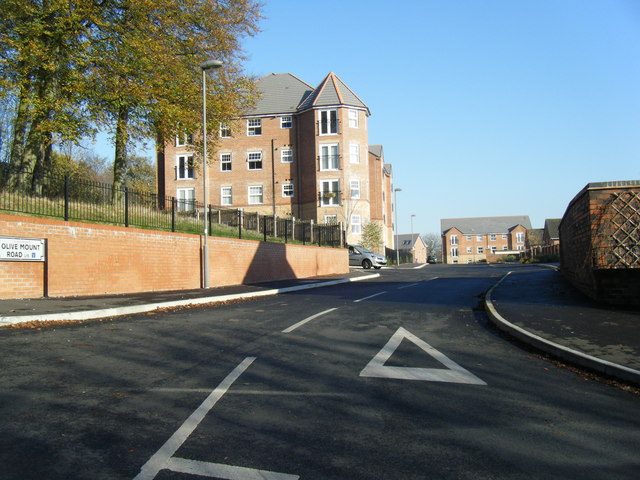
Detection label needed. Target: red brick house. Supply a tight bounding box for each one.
[441,216,532,264]
[157,72,393,247]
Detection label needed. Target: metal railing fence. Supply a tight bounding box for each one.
[0,164,344,247]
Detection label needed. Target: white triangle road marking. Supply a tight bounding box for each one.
[359,327,487,385]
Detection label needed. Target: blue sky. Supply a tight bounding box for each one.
[99,0,640,236]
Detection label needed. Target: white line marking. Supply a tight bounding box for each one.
[412,264,428,269]
[166,457,299,480]
[134,357,256,480]
[282,307,338,333]
[353,291,387,303]
[360,327,487,385]
[397,283,420,290]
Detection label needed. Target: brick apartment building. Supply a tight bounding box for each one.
[441,216,532,264]
[157,72,394,248]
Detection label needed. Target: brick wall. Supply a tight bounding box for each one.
[0,214,348,299]
[560,181,640,306]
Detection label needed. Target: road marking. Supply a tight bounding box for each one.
[353,291,387,303]
[412,264,428,269]
[360,327,487,385]
[397,283,420,289]
[134,357,256,480]
[282,307,338,333]
[165,457,299,480]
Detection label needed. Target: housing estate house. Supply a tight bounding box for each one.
[543,218,561,246]
[440,216,532,264]
[157,72,394,247]
[396,233,428,263]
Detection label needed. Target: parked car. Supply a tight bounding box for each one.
[427,255,437,264]
[348,245,387,269]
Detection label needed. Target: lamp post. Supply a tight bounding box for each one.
[201,58,222,289]
[394,188,402,266]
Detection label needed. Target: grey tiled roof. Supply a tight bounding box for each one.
[249,73,313,115]
[396,233,422,249]
[297,72,370,113]
[544,218,561,239]
[440,216,532,235]
[369,145,383,158]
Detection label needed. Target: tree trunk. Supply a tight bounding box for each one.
[8,87,32,190]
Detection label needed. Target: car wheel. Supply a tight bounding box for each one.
[362,259,372,269]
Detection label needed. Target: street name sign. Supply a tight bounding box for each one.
[0,236,46,262]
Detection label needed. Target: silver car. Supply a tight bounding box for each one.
[348,245,386,269]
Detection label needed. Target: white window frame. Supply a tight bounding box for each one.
[248,185,263,204]
[324,215,338,224]
[451,247,459,258]
[282,183,294,198]
[350,179,360,199]
[466,247,472,253]
[516,232,525,243]
[320,179,340,206]
[476,235,483,241]
[348,109,359,128]
[466,235,472,241]
[247,151,262,170]
[219,123,231,138]
[490,234,497,241]
[281,149,293,163]
[351,214,362,234]
[477,246,484,254]
[220,186,232,206]
[319,109,338,135]
[502,234,508,239]
[280,116,292,128]
[247,118,262,136]
[177,188,195,211]
[320,144,339,171]
[349,143,360,164]
[176,154,194,180]
[176,133,193,147]
[220,153,231,172]
[450,234,458,245]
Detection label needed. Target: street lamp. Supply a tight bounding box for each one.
[411,214,416,263]
[201,58,223,289]
[394,188,402,266]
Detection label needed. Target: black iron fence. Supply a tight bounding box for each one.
[0,164,344,247]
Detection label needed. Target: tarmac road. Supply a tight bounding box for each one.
[1,264,639,479]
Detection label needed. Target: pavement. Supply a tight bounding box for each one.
[1,265,639,386]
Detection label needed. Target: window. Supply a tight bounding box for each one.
[320,144,339,170]
[502,234,508,239]
[247,118,262,136]
[517,245,525,251]
[220,153,231,171]
[220,123,231,138]
[280,116,292,128]
[490,246,497,253]
[176,133,193,147]
[177,188,194,211]
[350,179,360,199]
[503,245,508,250]
[490,234,496,241]
[450,235,458,245]
[177,155,194,179]
[221,186,232,206]
[321,180,339,206]
[516,232,525,243]
[351,214,362,234]
[248,151,262,170]
[403,240,411,246]
[476,235,482,241]
[466,235,472,241]
[349,143,360,164]
[324,215,338,224]
[466,247,472,253]
[348,109,359,128]
[319,109,338,135]
[281,149,293,163]
[467,259,473,264]
[477,246,484,254]
[282,183,294,198]
[451,247,459,257]
[248,185,263,204]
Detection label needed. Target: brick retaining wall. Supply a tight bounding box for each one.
[0,214,348,299]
